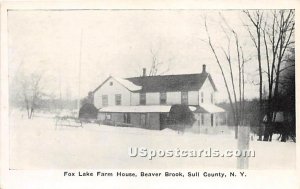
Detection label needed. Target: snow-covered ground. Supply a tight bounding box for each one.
[9,111,296,170]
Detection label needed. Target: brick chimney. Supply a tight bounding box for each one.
[143,68,146,76]
[202,64,207,73]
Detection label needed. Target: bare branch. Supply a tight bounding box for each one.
[204,17,239,128]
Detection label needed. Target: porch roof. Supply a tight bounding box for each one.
[195,103,225,113]
[99,105,197,113]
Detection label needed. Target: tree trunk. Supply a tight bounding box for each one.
[29,107,34,119]
[258,37,263,141]
[26,107,30,119]
[25,99,30,119]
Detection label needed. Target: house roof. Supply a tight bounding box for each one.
[93,72,217,94]
[93,76,142,93]
[113,77,142,91]
[126,72,217,92]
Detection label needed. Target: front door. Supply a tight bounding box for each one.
[140,113,146,127]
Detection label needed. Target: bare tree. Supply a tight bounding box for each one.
[204,15,247,138]
[278,48,295,142]
[244,10,294,141]
[243,10,264,140]
[133,46,172,77]
[148,48,170,76]
[15,71,45,119]
[261,10,295,141]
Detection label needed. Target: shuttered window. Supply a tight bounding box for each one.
[115,94,122,105]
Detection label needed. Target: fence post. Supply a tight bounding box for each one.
[237,125,250,169]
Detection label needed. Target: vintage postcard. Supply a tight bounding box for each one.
[0,1,299,189]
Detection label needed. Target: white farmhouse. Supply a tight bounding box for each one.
[92,64,225,131]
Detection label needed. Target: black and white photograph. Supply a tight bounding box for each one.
[0,2,298,189]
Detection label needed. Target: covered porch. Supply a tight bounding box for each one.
[190,103,227,134]
[98,105,197,130]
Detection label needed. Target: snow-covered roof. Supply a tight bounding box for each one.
[196,103,225,113]
[93,75,142,93]
[113,77,142,91]
[99,105,197,113]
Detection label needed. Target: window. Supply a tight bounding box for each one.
[201,114,204,125]
[105,113,111,120]
[211,93,214,104]
[140,93,146,105]
[124,113,131,124]
[181,91,188,105]
[160,92,167,104]
[109,81,113,86]
[102,95,108,107]
[201,92,204,103]
[115,94,122,105]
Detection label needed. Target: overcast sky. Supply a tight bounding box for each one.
[8,10,262,102]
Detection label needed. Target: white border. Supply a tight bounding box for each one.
[1,1,299,189]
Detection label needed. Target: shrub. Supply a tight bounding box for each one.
[169,104,196,133]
